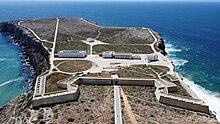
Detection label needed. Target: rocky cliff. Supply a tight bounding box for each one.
[152,30,166,55]
[0,22,50,123]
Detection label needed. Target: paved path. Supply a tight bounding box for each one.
[146,28,174,75]
[18,21,53,44]
[50,18,60,72]
[114,85,123,124]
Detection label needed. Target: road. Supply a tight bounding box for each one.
[114,85,122,124]
[50,18,60,72]
[147,28,174,75]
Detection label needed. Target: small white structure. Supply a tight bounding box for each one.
[87,38,95,43]
[147,54,158,62]
[132,54,141,60]
[102,51,141,60]
[58,50,87,58]
[102,51,114,58]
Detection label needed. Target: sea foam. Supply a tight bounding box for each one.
[166,42,220,121]
[181,76,220,121]
[0,78,22,88]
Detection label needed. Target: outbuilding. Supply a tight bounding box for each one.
[147,54,158,62]
[102,51,114,58]
[58,50,87,58]
[87,38,95,43]
[114,52,133,59]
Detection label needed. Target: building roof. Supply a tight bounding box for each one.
[102,51,114,54]
[114,52,132,56]
[58,50,86,54]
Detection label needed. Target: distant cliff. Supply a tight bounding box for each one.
[0,22,50,123]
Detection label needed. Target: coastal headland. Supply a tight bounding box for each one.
[0,18,219,124]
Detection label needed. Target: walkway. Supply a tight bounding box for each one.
[146,28,174,75]
[114,85,122,124]
[50,18,60,72]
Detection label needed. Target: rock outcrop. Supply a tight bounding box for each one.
[152,30,166,55]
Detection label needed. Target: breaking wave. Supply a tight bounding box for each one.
[0,78,22,88]
[166,42,220,121]
[181,76,220,121]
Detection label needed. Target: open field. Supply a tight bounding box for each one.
[42,42,53,49]
[99,28,154,44]
[56,60,93,73]
[93,44,153,54]
[20,18,56,41]
[55,33,89,53]
[50,85,114,124]
[83,72,111,78]
[117,65,157,78]
[46,73,71,93]
[148,65,169,76]
[96,28,127,41]
[121,86,218,124]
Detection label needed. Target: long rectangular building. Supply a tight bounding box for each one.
[58,50,87,58]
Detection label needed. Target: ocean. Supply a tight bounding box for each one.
[0,1,220,120]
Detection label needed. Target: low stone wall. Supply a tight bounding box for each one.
[79,77,155,86]
[167,85,177,92]
[80,78,113,85]
[159,93,209,114]
[118,78,154,86]
[32,88,79,108]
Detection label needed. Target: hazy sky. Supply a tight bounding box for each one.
[1,0,220,2]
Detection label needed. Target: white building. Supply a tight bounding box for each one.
[114,52,133,59]
[132,54,141,60]
[58,50,87,58]
[87,38,95,43]
[102,51,141,60]
[102,51,114,58]
[147,54,158,62]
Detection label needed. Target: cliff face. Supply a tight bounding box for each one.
[0,22,50,76]
[152,30,166,55]
[0,22,50,123]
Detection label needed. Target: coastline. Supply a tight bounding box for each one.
[0,21,50,122]
[0,18,218,122]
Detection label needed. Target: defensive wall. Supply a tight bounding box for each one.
[32,75,210,114]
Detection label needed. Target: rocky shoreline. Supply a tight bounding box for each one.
[0,22,50,123]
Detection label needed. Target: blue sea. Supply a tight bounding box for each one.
[0,1,220,120]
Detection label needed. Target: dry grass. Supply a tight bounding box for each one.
[121,86,218,124]
[83,72,111,78]
[148,65,169,76]
[20,18,56,41]
[57,60,93,73]
[93,44,153,54]
[117,65,157,78]
[55,33,89,53]
[50,85,114,124]
[98,28,154,44]
[46,73,71,93]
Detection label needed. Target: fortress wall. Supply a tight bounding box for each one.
[167,85,178,92]
[159,94,209,114]
[32,89,79,108]
[118,79,155,86]
[56,81,68,89]
[81,78,113,85]
[79,77,155,86]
